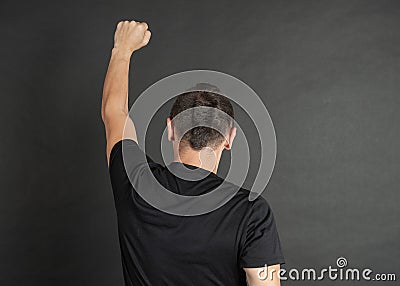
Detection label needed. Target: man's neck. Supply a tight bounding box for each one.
[174,148,220,174]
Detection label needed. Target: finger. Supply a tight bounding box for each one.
[123,20,130,30]
[140,22,148,31]
[142,30,151,45]
[115,21,124,34]
[115,21,123,38]
[135,22,147,36]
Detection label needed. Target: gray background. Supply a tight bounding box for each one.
[1,0,399,285]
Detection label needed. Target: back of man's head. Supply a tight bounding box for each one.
[169,83,234,151]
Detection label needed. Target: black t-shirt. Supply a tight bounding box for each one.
[109,139,284,286]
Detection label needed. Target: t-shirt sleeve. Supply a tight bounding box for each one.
[108,139,154,210]
[239,196,285,268]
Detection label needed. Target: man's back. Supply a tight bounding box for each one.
[102,20,284,285]
[109,139,284,285]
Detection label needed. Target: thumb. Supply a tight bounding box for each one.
[142,30,151,46]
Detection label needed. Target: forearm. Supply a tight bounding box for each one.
[101,48,132,119]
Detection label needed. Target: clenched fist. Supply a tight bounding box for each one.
[113,20,151,57]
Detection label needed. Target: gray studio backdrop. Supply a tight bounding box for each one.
[1,0,399,285]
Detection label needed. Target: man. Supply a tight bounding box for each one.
[101,20,284,286]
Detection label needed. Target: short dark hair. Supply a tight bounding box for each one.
[169,83,234,150]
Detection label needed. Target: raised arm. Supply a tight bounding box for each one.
[101,20,151,166]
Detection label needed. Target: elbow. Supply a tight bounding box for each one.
[101,103,109,123]
[101,102,128,122]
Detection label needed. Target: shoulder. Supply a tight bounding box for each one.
[224,185,273,221]
[109,139,160,170]
[235,187,271,209]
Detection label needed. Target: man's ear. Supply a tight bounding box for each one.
[224,127,236,150]
[167,117,175,141]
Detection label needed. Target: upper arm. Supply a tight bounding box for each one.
[239,197,285,284]
[244,264,281,286]
[102,107,137,166]
[239,198,285,268]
